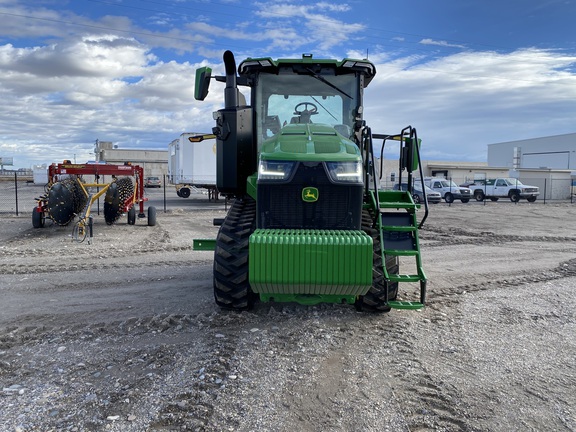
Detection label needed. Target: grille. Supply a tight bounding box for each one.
[257,163,363,229]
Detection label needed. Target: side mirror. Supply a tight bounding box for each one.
[195,66,212,101]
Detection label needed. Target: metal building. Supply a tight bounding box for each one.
[94,140,168,177]
[487,132,576,170]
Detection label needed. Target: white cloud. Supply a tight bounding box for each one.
[251,1,364,51]
[365,49,576,161]
[0,6,575,170]
[419,38,466,49]
[0,35,216,167]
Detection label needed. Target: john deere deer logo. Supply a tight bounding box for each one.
[302,187,319,202]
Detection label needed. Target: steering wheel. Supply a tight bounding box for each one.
[294,102,318,115]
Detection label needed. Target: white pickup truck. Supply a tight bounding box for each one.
[423,178,472,203]
[465,178,539,202]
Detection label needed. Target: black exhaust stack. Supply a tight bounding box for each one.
[213,50,254,197]
[223,50,238,108]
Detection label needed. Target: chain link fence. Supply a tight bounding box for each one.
[2,173,575,217]
[0,174,43,216]
[0,174,222,219]
[378,175,575,204]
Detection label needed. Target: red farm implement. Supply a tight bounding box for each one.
[32,162,157,243]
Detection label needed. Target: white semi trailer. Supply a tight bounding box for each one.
[168,133,218,200]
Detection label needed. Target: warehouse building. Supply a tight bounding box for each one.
[379,132,576,200]
[487,132,576,170]
[381,159,573,201]
[94,140,168,177]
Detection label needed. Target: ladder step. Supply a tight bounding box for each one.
[388,274,423,282]
[383,235,415,250]
[380,212,417,232]
[382,225,416,232]
[380,202,417,209]
[380,212,412,226]
[384,249,419,256]
[376,190,416,208]
[388,301,424,310]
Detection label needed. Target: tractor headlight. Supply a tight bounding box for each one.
[258,160,296,181]
[325,161,363,184]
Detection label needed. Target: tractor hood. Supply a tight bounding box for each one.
[260,123,360,162]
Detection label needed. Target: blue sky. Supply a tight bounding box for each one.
[1,0,575,169]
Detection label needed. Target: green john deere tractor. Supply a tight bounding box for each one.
[194,50,428,312]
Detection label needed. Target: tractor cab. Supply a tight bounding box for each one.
[195,52,376,198]
[239,54,375,149]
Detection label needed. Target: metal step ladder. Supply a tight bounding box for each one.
[377,190,427,310]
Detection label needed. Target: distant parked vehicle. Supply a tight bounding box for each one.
[423,177,472,203]
[168,133,218,200]
[465,178,539,202]
[393,183,442,204]
[145,176,161,188]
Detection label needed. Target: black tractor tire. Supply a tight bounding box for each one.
[176,190,182,197]
[127,207,136,225]
[104,183,120,225]
[46,180,80,226]
[213,197,257,310]
[474,190,485,201]
[509,190,520,202]
[104,178,134,225]
[32,208,44,228]
[460,198,470,203]
[147,206,157,226]
[527,196,537,203]
[444,192,454,204]
[179,188,191,198]
[356,210,399,312]
[490,197,499,202]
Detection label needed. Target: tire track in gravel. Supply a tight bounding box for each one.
[0,313,249,431]
[0,304,483,431]
[362,318,476,432]
[0,270,488,431]
[428,257,576,303]
[193,308,479,432]
[420,226,576,248]
[0,256,201,276]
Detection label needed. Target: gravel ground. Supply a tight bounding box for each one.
[1,199,575,431]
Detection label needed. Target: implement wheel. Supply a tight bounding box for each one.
[213,197,256,310]
[104,183,119,225]
[127,207,136,225]
[32,207,44,228]
[355,210,399,313]
[148,206,157,226]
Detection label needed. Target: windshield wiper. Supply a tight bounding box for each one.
[304,67,352,99]
[310,95,338,121]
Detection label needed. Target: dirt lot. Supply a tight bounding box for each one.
[1,200,575,431]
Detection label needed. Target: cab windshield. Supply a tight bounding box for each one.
[504,178,524,186]
[255,73,360,148]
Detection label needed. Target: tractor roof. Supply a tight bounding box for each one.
[238,54,376,87]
